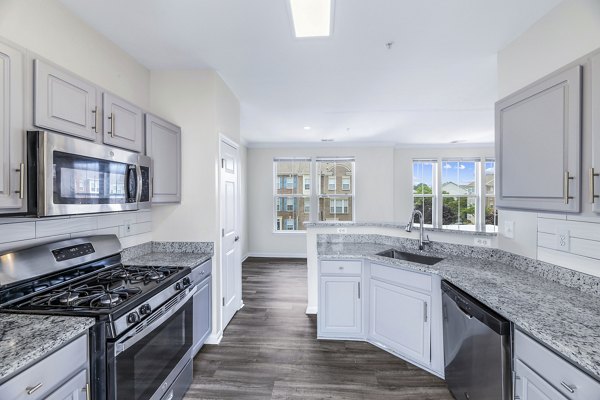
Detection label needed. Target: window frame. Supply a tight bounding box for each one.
[273,157,355,233]
[411,157,496,233]
[412,159,438,228]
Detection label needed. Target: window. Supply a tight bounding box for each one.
[441,160,478,230]
[274,157,355,231]
[484,160,497,232]
[329,199,349,214]
[412,160,436,227]
[318,158,354,222]
[342,177,350,191]
[274,158,311,232]
[328,176,336,191]
[411,158,496,232]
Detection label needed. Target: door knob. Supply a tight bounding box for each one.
[234,236,240,242]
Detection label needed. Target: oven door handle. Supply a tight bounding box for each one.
[115,286,197,356]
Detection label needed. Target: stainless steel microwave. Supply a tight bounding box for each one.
[27,131,152,217]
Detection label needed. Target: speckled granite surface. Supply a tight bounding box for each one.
[318,240,600,379]
[305,221,498,236]
[122,241,214,268]
[319,234,600,296]
[0,314,94,382]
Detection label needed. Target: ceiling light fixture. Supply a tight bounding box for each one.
[289,0,333,38]
[304,126,311,130]
[321,138,334,142]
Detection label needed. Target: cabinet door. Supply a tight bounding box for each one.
[145,113,181,203]
[495,65,582,212]
[514,359,569,400]
[319,276,362,337]
[45,370,87,400]
[0,41,24,211]
[369,279,431,366]
[103,92,143,152]
[34,59,98,140]
[192,277,212,356]
[591,53,600,213]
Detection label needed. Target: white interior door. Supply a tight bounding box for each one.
[220,139,241,329]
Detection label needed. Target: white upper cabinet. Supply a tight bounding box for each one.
[495,65,582,213]
[34,59,98,141]
[0,40,25,211]
[102,93,143,153]
[591,53,600,213]
[145,113,181,203]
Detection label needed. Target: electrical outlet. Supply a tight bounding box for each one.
[337,227,347,234]
[474,237,492,247]
[556,228,570,252]
[503,220,515,239]
[125,223,132,234]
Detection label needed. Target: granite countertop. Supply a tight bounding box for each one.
[123,252,212,268]
[0,314,94,382]
[318,241,600,380]
[305,221,497,236]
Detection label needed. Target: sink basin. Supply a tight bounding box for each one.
[376,249,444,265]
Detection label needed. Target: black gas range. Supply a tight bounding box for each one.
[0,235,195,400]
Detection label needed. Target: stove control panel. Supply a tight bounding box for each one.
[52,243,95,262]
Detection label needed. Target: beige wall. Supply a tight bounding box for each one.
[247,145,494,256]
[496,0,600,259]
[149,69,242,342]
[0,0,150,108]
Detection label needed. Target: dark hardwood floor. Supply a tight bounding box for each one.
[184,258,453,400]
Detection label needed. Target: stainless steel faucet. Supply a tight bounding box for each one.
[406,209,431,251]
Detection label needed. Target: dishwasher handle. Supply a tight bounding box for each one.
[441,281,509,335]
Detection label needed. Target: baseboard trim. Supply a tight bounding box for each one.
[241,254,249,263]
[306,305,318,314]
[205,330,223,345]
[247,251,307,258]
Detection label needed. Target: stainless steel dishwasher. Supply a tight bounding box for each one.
[442,281,511,400]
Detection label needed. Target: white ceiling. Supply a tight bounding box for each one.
[59,0,561,146]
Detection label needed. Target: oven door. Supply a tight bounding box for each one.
[29,130,140,216]
[108,287,195,400]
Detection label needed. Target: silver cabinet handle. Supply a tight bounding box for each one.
[423,302,428,322]
[92,106,99,133]
[108,112,115,137]
[590,167,599,204]
[357,282,360,299]
[560,381,576,393]
[83,383,90,400]
[15,163,24,199]
[564,171,574,204]
[26,382,43,395]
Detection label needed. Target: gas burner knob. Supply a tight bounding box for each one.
[175,282,183,291]
[139,304,152,315]
[183,277,191,287]
[127,311,140,324]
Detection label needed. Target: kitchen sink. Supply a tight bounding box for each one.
[376,249,444,265]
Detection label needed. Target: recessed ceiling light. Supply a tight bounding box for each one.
[304,126,311,130]
[321,138,334,142]
[289,0,333,38]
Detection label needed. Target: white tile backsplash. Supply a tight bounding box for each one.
[0,211,152,253]
[537,214,600,275]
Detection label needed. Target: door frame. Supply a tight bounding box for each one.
[218,134,243,336]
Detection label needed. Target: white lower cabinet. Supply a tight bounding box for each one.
[45,370,88,400]
[0,334,89,400]
[319,275,363,338]
[318,259,443,377]
[514,359,568,400]
[513,329,600,400]
[369,279,431,366]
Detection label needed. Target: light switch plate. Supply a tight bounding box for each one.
[556,227,570,252]
[503,220,515,239]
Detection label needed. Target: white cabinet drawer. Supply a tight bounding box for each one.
[370,263,431,293]
[320,260,362,275]
[0,334,88,400]
[514,329,600,399]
